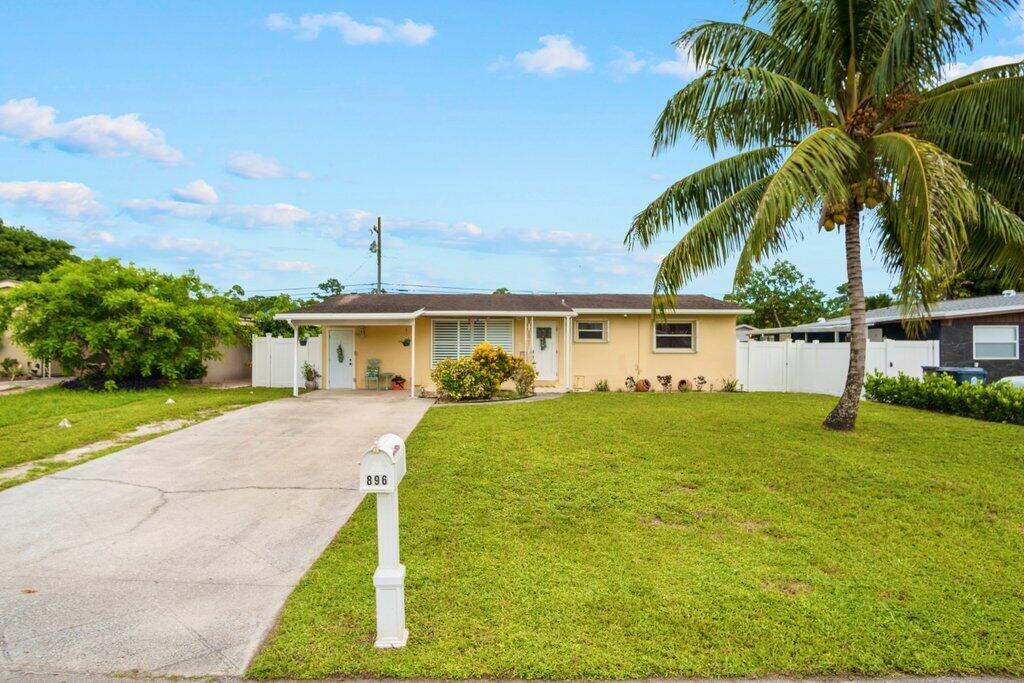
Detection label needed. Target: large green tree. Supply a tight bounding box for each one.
[3,258,239,381]
[628,0,1024,430]
[0,220,79,281]
[726,260,834,327]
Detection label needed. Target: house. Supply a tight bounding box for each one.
[748,290,1024,380]
[735,323,757,341]
[275,293,750,396]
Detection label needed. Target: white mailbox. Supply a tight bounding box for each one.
[359,433,408,648]
[359,433,406,494]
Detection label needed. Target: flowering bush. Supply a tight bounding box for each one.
[864,372,1024,425]
[431,342,535,401]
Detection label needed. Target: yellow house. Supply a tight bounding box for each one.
[275,293,750,396]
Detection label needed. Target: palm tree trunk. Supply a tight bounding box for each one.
[823,203,866,431]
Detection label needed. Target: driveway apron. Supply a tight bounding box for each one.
[0,391,431,678]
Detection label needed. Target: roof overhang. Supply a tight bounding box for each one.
[793,303,1024,332]
[572,308,753,315]
[274,309,425,325]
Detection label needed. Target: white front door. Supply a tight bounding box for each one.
[532,322,558,381]
[328,329,355,389]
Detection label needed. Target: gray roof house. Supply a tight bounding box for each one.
[750,290,1024,380]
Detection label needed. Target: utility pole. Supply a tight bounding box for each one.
[369,216,382,293]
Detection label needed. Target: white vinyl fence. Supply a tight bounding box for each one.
[251,334,322,388]
[737,339,940,395]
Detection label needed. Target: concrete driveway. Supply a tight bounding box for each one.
[0,391,432,679]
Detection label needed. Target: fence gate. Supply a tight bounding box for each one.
[251,334,322,388]
[737,339,940,395]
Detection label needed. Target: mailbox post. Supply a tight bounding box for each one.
[358,433,408,648]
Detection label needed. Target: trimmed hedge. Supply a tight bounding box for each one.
[864,372,1024,425]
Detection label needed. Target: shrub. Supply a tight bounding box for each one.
[693,376,708,392]
[719,377,741,392]
[864,372,1024,425]
[509,358,536,397]
[1,357,22,381]
[594,379,609,392]
[656,374,673,392]
[431,342,534,401]
[4,258,240,383]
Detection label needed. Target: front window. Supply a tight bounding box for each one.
[973,325,1019,360]
[575,320,607,342]
[431,318,514,366]
[653,321,694,351]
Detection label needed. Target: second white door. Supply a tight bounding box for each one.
[532,323,558,380]
[328,329,355,389]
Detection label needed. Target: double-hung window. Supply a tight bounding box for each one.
[653,321,695,352]
[575,320,607,342]
[431,318,514,366]
[973,325,1019,360]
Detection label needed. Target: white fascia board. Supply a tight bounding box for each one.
[422,310,576,317]
[798,304,1024,331]
[273,308,426,322]
[571,308,753,315]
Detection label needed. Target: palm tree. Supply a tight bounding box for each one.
[628,0,1024,430]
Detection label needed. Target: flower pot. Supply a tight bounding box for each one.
[304,380,318,390]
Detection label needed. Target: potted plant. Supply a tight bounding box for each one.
[399,337,411,347]
[302,362,320,390]
[391,374,406,390]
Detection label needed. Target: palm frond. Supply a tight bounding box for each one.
[680,21,795,73]
[653,66,838,154]
[734,126,860,280]
[627,147,782,249]
[926,58,1024,95]
[905,76,1024,138]
[961,188,1024,284]
[869,132,977,284]
[863,0,1017,97]
[651,177,772,301]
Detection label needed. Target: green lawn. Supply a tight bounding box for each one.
[250,392,1024,679]
[0,384,290,473]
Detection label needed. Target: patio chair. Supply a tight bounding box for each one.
[365,358,382,390]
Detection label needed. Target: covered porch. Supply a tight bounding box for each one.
[274,309,575,397]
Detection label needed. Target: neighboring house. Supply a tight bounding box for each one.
[749,290,1024,380]
[275,293,749,395]
[735,323,757,341]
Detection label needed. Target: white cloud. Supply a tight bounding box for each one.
[265,12,435,45]
[260,259,316,273]
[121,197,319,230]
[0,181,104,218]
[0,98,183,164]
[226,151,309,180]
[650,44,700,79]
[609,48,646,79]
[172,179,218,205]
[513,35,591,75]
[940,53,1024,81]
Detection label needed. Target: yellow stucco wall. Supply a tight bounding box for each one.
[320,313,737,393]
[570,314,737,391]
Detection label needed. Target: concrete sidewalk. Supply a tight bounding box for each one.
[0,391,431,678]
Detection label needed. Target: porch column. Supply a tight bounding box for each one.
[564,315,572,391]
[409,320,416,398]
[291,322,299,397]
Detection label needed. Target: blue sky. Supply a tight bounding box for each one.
[2,1,1022,298]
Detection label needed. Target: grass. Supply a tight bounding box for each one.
[250,392,1024,679]
[0,384,290,474]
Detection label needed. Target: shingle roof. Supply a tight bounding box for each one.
[284,292,743,315]
[792,291,1024,332]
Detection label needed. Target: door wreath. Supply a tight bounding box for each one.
[336,343,345,363]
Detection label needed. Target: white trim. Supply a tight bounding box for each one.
[275,310,424,322]
[421,310,575,317]
[571,308,751,315]
[291,324,299,397]
[652,319,698,354]
[972,324,1019,360]
[574,319,609,343]
[409,321,416,397]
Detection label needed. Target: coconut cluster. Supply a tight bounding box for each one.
[819,179,891,231]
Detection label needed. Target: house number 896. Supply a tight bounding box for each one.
[367,474,388,486]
